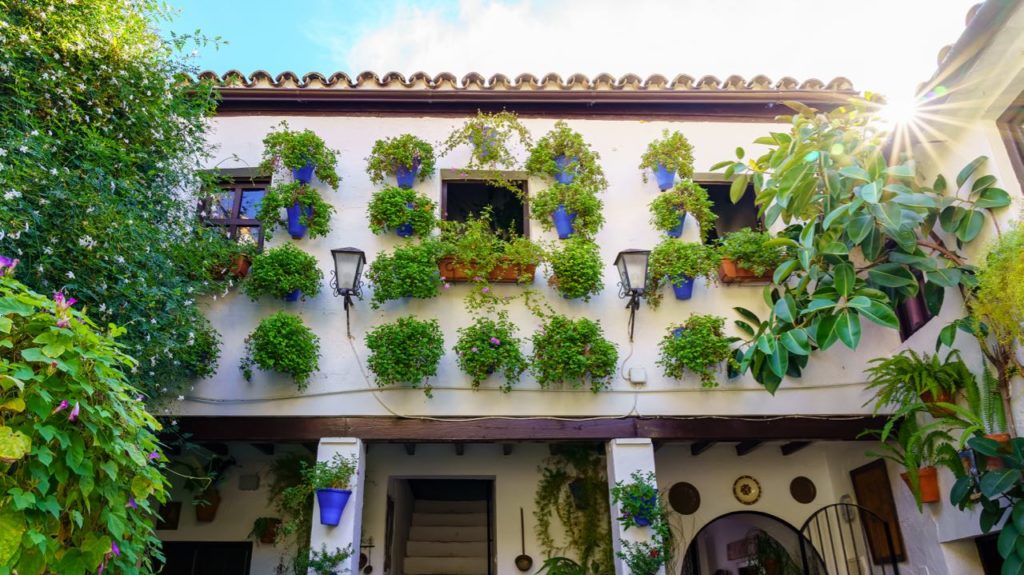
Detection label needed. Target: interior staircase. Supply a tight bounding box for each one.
[402,499,490,575]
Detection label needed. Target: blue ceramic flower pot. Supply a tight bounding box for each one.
[672,327,686,338]
[666,212,686,238]
[553,155,578,185]
[552,204,577,239]
[396,203,415,237]
[630,495,658,526]
[286,201,312,239]
[316,488,352,526]
[292,161,315,184]
[671,275,695,300]
[472,127,498,161]
[395,162,420,189]
[654,163,675,191]
[285,289,301,302]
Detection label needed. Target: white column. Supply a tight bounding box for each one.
[309,437,366,575]
[606,438,664,575]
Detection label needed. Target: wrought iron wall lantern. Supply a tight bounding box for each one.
[330,247,366,337]
[614,249,651,342]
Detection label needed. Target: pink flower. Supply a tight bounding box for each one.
[112,541,120,556]
[126,497,137,509]
[443,283,451,290]
[148,451,161,461]
[68,402,79,422]
[52,399,69,414]
[0,256,18,276]
[471,347,478,353]
[489,337,501,345]
[481,287,490,294]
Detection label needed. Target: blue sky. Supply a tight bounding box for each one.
[164,0,977,100]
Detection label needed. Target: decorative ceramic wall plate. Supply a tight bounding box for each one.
[733,475,761,505]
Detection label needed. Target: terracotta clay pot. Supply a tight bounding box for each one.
[718,258,773,284]
[230,254,251,278]
[437,256,537,284]
[920,388,954,417]
[984,433,1011,470]
[900,466,940,503]
[194,488,221,523]
[259,518,281,544]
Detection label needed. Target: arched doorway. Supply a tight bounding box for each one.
[681,511,821,575]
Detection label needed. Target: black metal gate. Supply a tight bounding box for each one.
[799,503,900,574]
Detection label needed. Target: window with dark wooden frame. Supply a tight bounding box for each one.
[996,90,1024,193]
[441,179,529,236]
[198,175,268,249]
[695,176,760,243]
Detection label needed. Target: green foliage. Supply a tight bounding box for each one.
[530,183,606,238]
[639,129,695,182]
[441,110,532,172]
[259,122,341,189]
[268,452,315,554]
[453,313,528,391]
[0,272,168,574]
[717,100,1008,393]
[546,238,604,301]
[645,240,720,309]
[609,471,660,530]
[300,453,358,490]
[365,133,437,185]
[530,315,618,392]
[365,316,445,396]
[648,180,716,242]
[293,544,353,575]
[864,350,970,414]
[438,210,544,285]
[243,244,323,301]
[534,446,613,575]
[240,312,321,389]
[658,314,737,387]
[716,228,784,275]
[365,242,444,308]
[617,541,667,575]
[934,364,1008,439]
[863,413,959,508]
[526,121,608,191]
[367,186,437,238]
[174,447,236,496]
[247,517,280,543]
[256,182,336,240]
[748,532,802,575]
[0,0,227,401]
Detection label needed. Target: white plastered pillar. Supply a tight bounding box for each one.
[309,437,366,575]
[606,438,665,575]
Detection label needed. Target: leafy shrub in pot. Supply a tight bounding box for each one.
[296,544,354,575]
[546,237,604,301]
[530,182,605,239]
[260,122,341,189]
[367,186,437,238]
[440,110,532,171]
[530,314,618,392]
[243,243,323,301]
[365,316,445,396]
[658,314,737,388]
[365,133,437,187]
[453,313,528,391]
[257,181,336,240]
[646,240,720,308]
[717,227,785,282]
[648,180,716,241]
[241,312,321,389]
[526,120,608,190]
[280,453,359,527]
[639,129,695,189]
[610,471,661,528]
[864,350,970,416]
[365,241,444,308]
[438,210,543,284]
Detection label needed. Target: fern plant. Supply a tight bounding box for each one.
[863,350,970,414]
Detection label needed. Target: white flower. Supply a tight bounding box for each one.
[0,148,6,156]
[18,145,27,153]
[65,271,74,279]
[3,190,20,200]
[177,395,184,401]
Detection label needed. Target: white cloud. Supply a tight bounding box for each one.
[328,0,977,99]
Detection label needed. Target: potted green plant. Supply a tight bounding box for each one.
[441,110,532,171]
[530,314,618,392]
[658,314,737,388]
[240,312,321,390]
[365,316,445,396]
[365,241,444,308]
[179,453,237,523]
[257,181,336,240]
[303,454,358,526]
[617,540,667,575]
[864,350,970,417]
[639,129,695,190]
[934,365,1010,470]
[646,240,720,306]
[365,133,437,188]
[717,228,785,284]
[294,544,353,575]
[747,532,802,575]
[529,182,605,239]
[243,243,323,302]
[865,413,958,507]
[526,120,608,190]
[453,313,528,392]
[610,471,661,528]
[546,237,604,301]
[249,517,282,545]
[437,210,543,284]
[260,122,341,189]
[367,186,437,238]
[269,452,316,548]
[229,234,260,279]
[648,180,716,241]
[535,557,586,575]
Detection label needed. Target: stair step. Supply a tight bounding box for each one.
[414,499,487,514]
[409,525,488,542]
[413,512,487,526]
[406,541,488,557]
[404,556,488,575]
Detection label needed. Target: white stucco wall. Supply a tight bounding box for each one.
[170,114,904,418]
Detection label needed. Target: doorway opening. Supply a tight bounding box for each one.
[386,478,496,575]
[681,511,812,575]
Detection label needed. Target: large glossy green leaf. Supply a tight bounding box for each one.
[773,259,801,284]
[823,204,851,230]
[980,469,1022,498]
[892,193,937,208]
[853,299,900,330]
[803,297,838,314]
[933,173,947,194]
[939,205,966,233]
[835,310,862,349]
[886,163,916,178]
[730,174,749,204]
[998,523,1020,559]
[767,344,789,378]
[923,281,945,315]
[861,227,884,260]
[833,263,855,297]
[1003,554,1024,575]
[815,314,841,350]
[734,307,762,326]
[888,251,938,272]
[928,267,962,288]
[779,328,811,355]
[846,215,874,245]
[858,181,882,203]
[868,263,917,288]
[975,187,1011,209]
[839,165,871,181]
[774,295,797,323]
[821,241,849,255]
[956,209,985,242]
[0,426,31,462]
[956,156,988,188]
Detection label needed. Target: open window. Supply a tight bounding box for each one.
[695,175,760,243]
[441,173,528,236]
[198,168,267,249]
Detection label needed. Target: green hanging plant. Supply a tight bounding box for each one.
[365,133,437,184]
[645,240,721,309]
[256,181,336,240]
[365,316,445,396]
[365,241,445,309]
[546,237,604,301]
[242,243,323,301]
[367,186,437,237]
[648,180,716,242]
[717,228,785,276]
[453,313,528,392]
[530,314,618,392]
[240,312,321,389]
[440,110,532,191]
[657,314,737,388]
[530,183,606,238]
[639,129,695,183]
[526,120,608,190]
[260,122,341,189]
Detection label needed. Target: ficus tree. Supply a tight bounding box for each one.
[715,99,1011,393]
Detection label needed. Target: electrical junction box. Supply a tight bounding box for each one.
[628,367,647,385]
